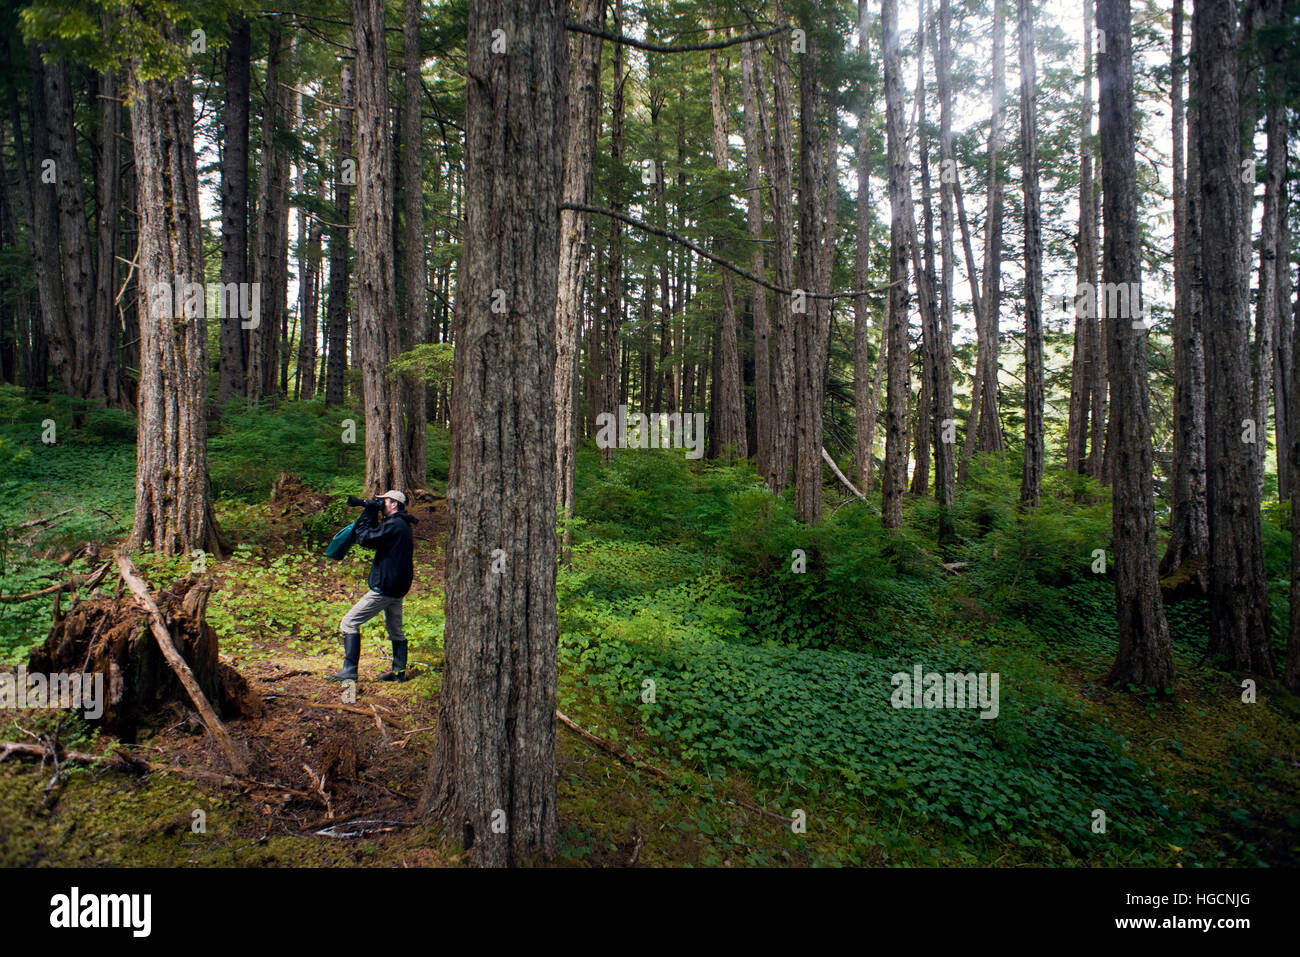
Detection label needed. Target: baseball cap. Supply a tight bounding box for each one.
[380,490,407,505]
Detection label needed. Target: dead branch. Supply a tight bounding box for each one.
[555,709,672,781]
[115,551,249,776]
[565,22,786,53]
[0,741,312,799]
[283,698,404,728]
[0,562,110,603]
[561,203,901,301]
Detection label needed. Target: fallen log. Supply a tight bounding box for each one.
[115,551,249,776]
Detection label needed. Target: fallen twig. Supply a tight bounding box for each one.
[555,709,672,781]
[0,562,110,603]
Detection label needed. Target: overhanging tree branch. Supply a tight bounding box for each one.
[562,203,896,300]
[565,22,787,53]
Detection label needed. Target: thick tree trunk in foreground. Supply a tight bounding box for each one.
[1161,0,1209,588]
[881,0,911,529]
[421,0,565,867]
[1196,0,1274,675]
[127,52,223,557]
[555,0,602,537]
[1018,0,1043,506]
[403,0,429,484]
[218,15,250,405]
[324,62,353,408]
[1098,0,1174,689]
[354,0,407,493]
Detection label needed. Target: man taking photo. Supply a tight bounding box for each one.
[328,490,418,683]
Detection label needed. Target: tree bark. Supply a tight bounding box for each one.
[402,0,429,484]
[974,0,1005,457]
[324,62,353,408]
[555,0,602,534]
[1017,0,1043,507]
[92,64,122,406]
[353,0,407,494]
[126,40,223,556]
[1196,0,1274,675]
[602,0,625,463]
[793,21,834,524]
[881,0,911,529]
[218,15,250,405]
[420,0,565,867]
[45,58,97,400]
[766,0,796,492]
[1098,0,1174,689]
[853,0,875,492]
[250,27,285,403]
[932,0,955,534]
[710,43,746,461]
[742,39,771,482]
[1160,0,1209,588]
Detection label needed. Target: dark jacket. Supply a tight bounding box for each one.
[356,508,418,598]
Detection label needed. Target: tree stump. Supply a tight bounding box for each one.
[26,576,260,742]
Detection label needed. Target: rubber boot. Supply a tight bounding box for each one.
[328,632,361,681]
[378,639,407,682]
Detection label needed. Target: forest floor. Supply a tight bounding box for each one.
[1,394,1297,866]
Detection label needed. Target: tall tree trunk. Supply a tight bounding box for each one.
[932,0,955,535]
[92,64,121,405]
[742,39,771,481]
[853,0,875,492]
[881,0,911,529]
[353,0,407,493]
[1085,0,1107,484]
[793,21,834,524]
[218,15,250,405]
[403,0,429,484]
[1250,0,1284,493]
[1098,0,1174,689]
[324,62,353,408]
[1160,0,1209,588]
[1017,0,1043,506]
[1196,0,1274,675]
[16,53,70,395]
[910,10,934,499]
[1275,177,1292,501]
[601,0,625,463]
[766,0,796,491]
[710,43,746,461]
[294,86,318,401]
[250,26,283,403]
[45,58,97,400]
[1289,188,1300,692]
[555,0,602,536]
[974,0,1005,456]
[127,44,223,556]
[420,0,565,866]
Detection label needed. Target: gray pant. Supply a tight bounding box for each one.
[341,589,404,642]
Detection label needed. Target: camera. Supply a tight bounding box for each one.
[347,495,385,510]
